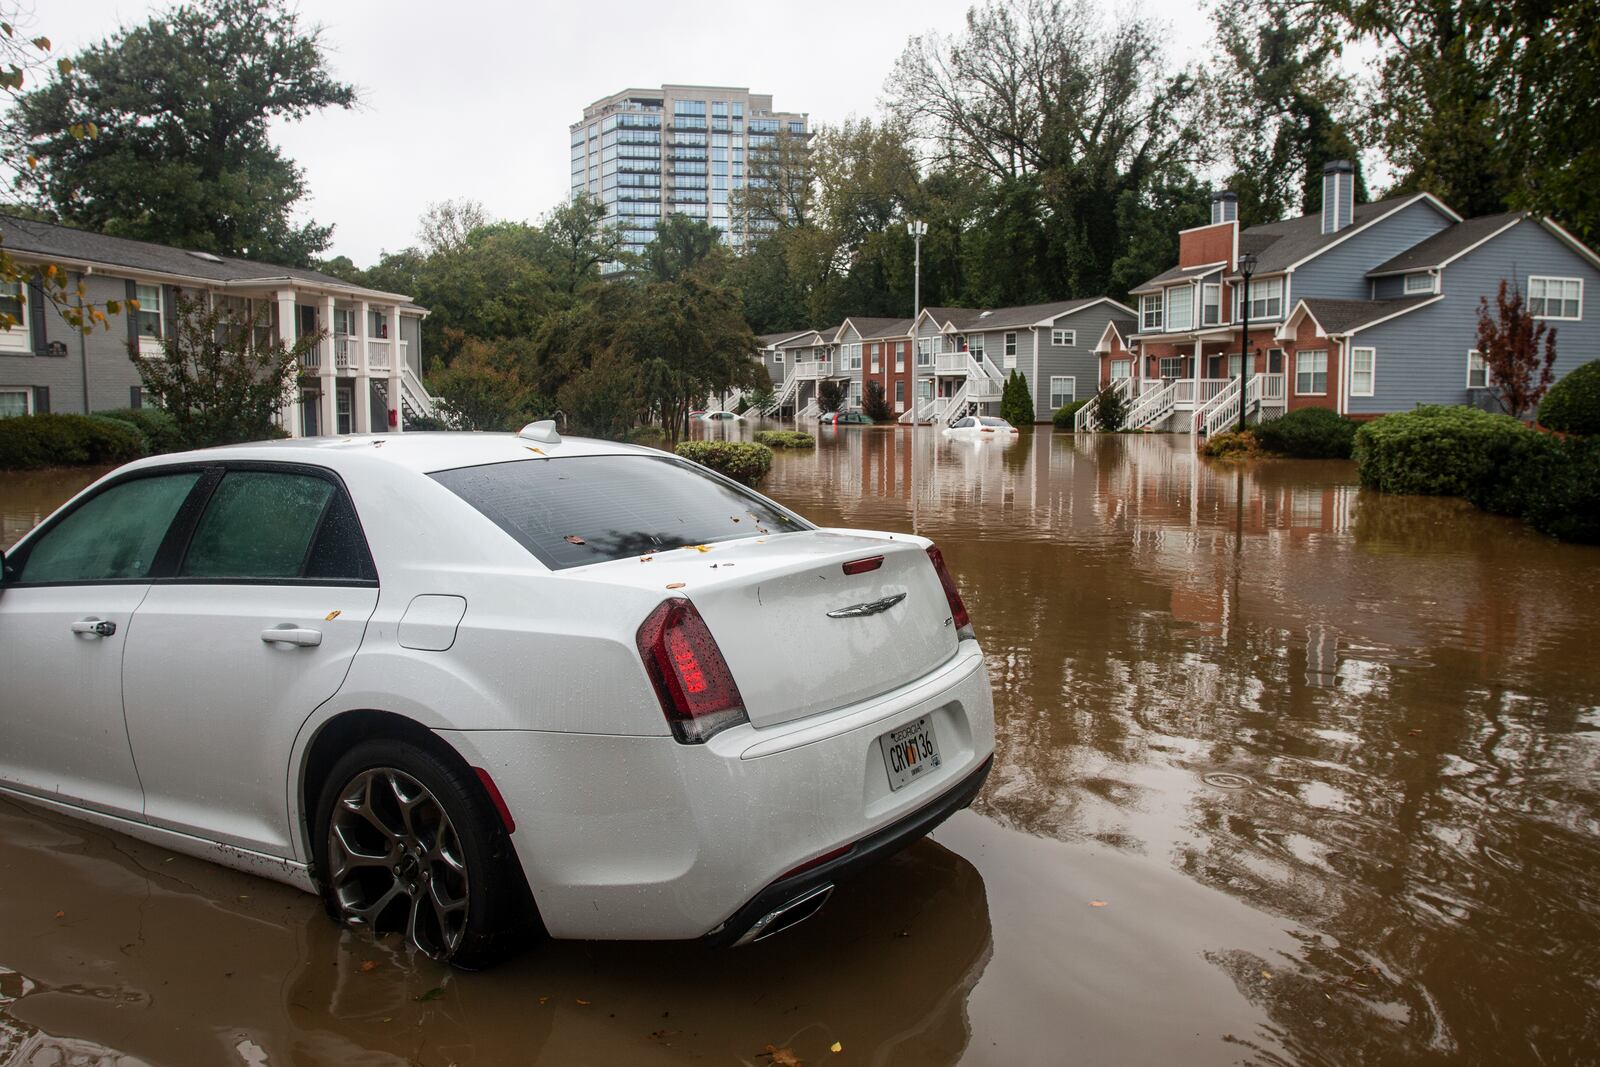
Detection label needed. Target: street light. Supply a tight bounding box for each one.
[908,220,927,532]
[1236,251,1258,434]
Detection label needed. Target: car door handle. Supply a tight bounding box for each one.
[260,625,322,648]
[70,618,117,638]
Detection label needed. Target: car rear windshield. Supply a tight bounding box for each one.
[431,455,811,570]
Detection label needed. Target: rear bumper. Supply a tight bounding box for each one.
[705,753,993,946]
[436,640,995,940]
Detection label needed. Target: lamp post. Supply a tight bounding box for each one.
[908,220,927,532]
[1236,252,1257,433]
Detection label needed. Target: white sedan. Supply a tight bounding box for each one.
[696,410,744,422]
[0,425,995,968]
[944,416,1021,439]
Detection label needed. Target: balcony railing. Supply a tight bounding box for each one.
[335,337,353,371]
[935,351,968,374]
[794,359,831,381]
[367,340,391,371]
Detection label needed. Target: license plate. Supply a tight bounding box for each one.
[880,715,942,791]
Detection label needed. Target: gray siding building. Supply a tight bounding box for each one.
[0,215,433,435]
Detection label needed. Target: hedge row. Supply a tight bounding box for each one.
[674,440,774,487]
[753,430,816,449]
[1353,405,1598,543]
[96,408,186,453]
[1053,399,1089,429]
[0,413,149,470]
[1252,407,1360,459]
[1538,360,1600,436]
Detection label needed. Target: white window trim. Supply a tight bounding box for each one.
[916,337,933,365]
[1110,359,1132,380]
[135,283,165,355]
[0,386,33,416]
[1528,275,1582,321]
[1165,286,1193,332]
[1201,283,1221,326]
[1141,294,1163,332]
[1466,349,1492,389]
[0,281,28,352]
[774,351,784,364]
[1158,356,1183,379]
[1403,272,1434,294]
[1295,349,1328,396]
[1350,346,1376,397]
[1004,332,1017,356]
[1051,328,1076,347]
[1235,276,1285,321]
[1049,375,1076,408]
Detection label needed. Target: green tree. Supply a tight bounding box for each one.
[641,214,727,283]
[7,0,356,265]
[817,379,844,414]
[131,290,307,446]
[862,380,892,422]
[1000,370,1033,426]
[534,193,623,303]
[428,332,546,431]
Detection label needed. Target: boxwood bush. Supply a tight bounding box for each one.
[674,440,773,487]
[1537,361,1600,436]
[1199,430,1260,458]
[753,429,815,449]
[1053,399,1089,429]
[1353,406,1530,496]
[1253,407,1360,459]
[95,407,187,453]
[0,412,149,470]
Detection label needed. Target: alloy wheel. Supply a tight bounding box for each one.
[327,767,470,959]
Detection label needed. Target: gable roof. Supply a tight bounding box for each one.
[1131,263,1224,295]
[0,214,414,303]
[1366,213,1525,276]
[1234,193,1460,276]
[1283,295,1439,338]
[1094,316,1137,353]
[838,316,913,341]
[756,329,812,346]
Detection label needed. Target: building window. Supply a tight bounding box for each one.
[1051,328,1076,347]
[849,381,861,407]
[870,348,880,372]
[1296,349,1328,395]
[917,379,932,400]
[846,343,861,370]
[135,284,163,339]
[129,386,144,409]
[1403,272,1433,294]
[895,345,905,372]
[1111,360,1131,380]
[1141,294,1163,332]
[1201,283,1221,326]
[1166,286,1193,332]
[916,337,933,366]
[1158,356,1183,379]
[0,281,26,352]
[968,335,985,360]
[1236,276,1284,320]
[895,380,905,406]
[1528,276,1581,319]
[0,280,22,323]
[1350,346,1375,396]
[0,387,31,418]
[1467,350,1490,389]
[1049,376,1075,409]
[1004,332,1017,368]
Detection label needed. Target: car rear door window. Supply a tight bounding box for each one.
[16,472,202,584]
[179,470,348,580]
[432,455,810,570]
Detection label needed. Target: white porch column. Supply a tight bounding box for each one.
[387,304,403,433]
[1193,336,1203,391]
[319,294,336,437]
[354,300,372,434]
[276,289,298,436]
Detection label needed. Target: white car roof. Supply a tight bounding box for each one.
[116,432,665,478]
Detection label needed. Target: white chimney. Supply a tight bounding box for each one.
[1211,190,1238,225]
[1322,160,1355,235]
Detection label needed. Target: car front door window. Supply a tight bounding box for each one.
[17,472,201,584]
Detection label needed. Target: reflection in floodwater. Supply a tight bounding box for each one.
[2,429,1598,1064]
[761,427,1600,1066]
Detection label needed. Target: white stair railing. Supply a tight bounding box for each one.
[1194,376,1242,435]
[1125,380,1177,430]
[1075,376,1135,431]
[764,369,800,414]
[944,381,972,426]
[400,364,436,420]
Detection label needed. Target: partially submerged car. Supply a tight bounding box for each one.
[818,411,875,426]
[0,424,996,967]
[944,416,1020,439]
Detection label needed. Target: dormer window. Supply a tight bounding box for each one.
[1235,276,1284,320]
[1166,286,1193,331]
[1404,272,1433,294]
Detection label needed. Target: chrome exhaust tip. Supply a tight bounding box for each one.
[733,883,834,946]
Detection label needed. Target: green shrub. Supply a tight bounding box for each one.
[1538,361,1600,436]
[674,440,773,486]
[1093,387,1128,432]
[1053,399,1089,429]
[1524,436,1600,543]
[753,430,815,449]
[95,407,186,453]
[0,412,149,470]
[1253,407,1360,458]
[1200,430,1260,458]
[1000,370,1033,427]
[1353,406,1530,496]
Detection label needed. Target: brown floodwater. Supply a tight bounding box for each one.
[2,429,1598,1065]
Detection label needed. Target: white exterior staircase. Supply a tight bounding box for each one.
[1075,376,1136,431]
[1124,380,1178,430]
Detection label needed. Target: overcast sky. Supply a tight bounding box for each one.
[49,0,1216,265]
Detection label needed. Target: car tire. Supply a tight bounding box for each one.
[314,737,537,969]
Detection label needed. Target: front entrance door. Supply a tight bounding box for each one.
[336,387,353,435]
[300,389,320,437]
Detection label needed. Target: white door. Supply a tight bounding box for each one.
[121,466,378,857]
[0,470,204,819]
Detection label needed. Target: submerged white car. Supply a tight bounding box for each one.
[0,425,995,967]
[944,416,1020,439]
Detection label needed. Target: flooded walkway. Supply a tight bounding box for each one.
[2,430,1598,1064]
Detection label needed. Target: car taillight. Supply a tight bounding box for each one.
[637,598,749,744]
[925,544,974,640]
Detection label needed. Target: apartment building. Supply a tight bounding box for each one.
[569,85,810,263]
